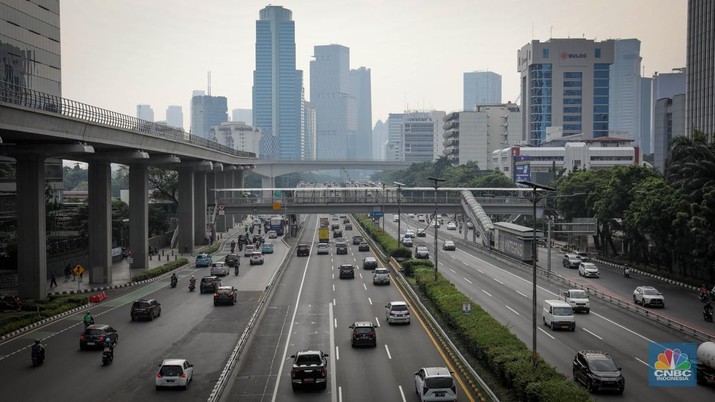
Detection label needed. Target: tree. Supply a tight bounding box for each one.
[472,170,515,188]
[148,167,178,205]
[63,163,88,191]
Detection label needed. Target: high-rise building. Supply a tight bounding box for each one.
[686,0,715,136]
[654,94,686,171]
[650,69,686,154]
[310,44,356,160]
[190,94,228,139]
[372,120,388,161]
[443,103,522,169]
[463,71,502,110]
[349,67,373,160]
[386,113,404,161]
[303,101,317,160]
[209,122,261,156]
[401,111,445,162]
[137,105,154,122]
[639,77,652,154]
[609,39,642,147]
[166,106,183,130]
[518,38,615,145]
[232,108,253,126]
[253,5,304,159]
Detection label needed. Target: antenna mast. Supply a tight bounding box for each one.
[208,71,212,96]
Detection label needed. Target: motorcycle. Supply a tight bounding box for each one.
[31,344,45,367]
[101,343,114,366]
[699,292,711,303]
[170,277,177,288]
[188,281,196,292]
[623,267,631,278]
[234,266,239,276]
[705,304,714,322]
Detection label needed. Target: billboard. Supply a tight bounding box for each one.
[514,155,531,183]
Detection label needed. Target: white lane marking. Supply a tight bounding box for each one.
[375,317,380,327]
[332,273,334,280]
[333,298,336,306]
[368,297,372,305]
[384,344,392,359]
[336,346,340,360]
[359,273,363,279]
[505,305,520,315]
[463,277,473,284]
[477,269,484,274]
[538,327,556,340]
[591,312,657,344]
[582,327,603,340]
[271,219,318,402]
[329,302,337,399]
[635,357,650,367]
[516,290,528,298]
[449,268,456,273]
[339,386,343,402]
[493,277,504,285]
[363,283,367,291]
[334,318,337,328]
[398,385,406,402]
[332,284,335,292]
[482,289,492,297]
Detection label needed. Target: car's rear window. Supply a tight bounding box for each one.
[159,365,183,377]
[553,307,572,316]
[391,305,408,312]
[589,357,618,372]
[84,329,105,336]
[132,301,150,308]
[296,355,321,365]
[354,327,374,334]
[201,278,214,283]
[425,377,453,389]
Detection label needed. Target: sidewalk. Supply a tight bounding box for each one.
[48,223,249,296]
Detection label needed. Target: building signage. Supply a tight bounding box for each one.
[560,52,587,60]
[514,155,531,183]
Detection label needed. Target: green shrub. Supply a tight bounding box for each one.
[131,258,189,282]
[1,294,89,337]
[401,259,434,276]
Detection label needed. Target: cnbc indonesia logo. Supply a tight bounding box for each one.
[649,343,696,387]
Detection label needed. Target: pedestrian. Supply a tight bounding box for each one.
[79,270,83,282]
[64,264,71,281]
[50,271,57,288]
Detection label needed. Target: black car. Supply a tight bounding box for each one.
[573,350,625,394]
[344,223,352,230]
[224,253,240,268]
[130,298,161,321]
[331,223,340,230]
[80,324,119,350]
[352,235,363,245]
[213,286,237,305]
[336,241,348,255]
[0,294,22,312]
[297,243,310,256]
[200,276,221,294]
[363,257,378,270]
[349,321,377,347]
[333,229,343,239]
[339,264,355,279]
[290,350,329,391]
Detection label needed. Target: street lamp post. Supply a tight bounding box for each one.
[382,183,386,232]
[428,177,445,281]
[517,180,555,369]
[394,182,405,245]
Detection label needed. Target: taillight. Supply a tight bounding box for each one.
[213,293,219,297]
[320,367,326,376]
[291,368,296,377]
[451,381,456,393]
[80,335,85,340]
[98,336,105,341]
[423,385,429,395]
[156,373,162,378]
[180,372,186,378]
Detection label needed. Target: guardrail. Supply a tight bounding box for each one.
[0,82,254,158]
[441,232,715,343]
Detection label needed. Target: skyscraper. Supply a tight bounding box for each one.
[303,100,317,160]
[401,111,445,162]
[463,71,502,110]
[372,120,388,161]
[232,109,253,126]
[639,77,652,154]
[386,113,404,161]
[137,105,154,122]
[609,39,642,147]
[518,38,615,145]
[350,67,373,160]
[686,0,715,136]
[310,44,355,160]
[190,94,228,138]
[651,69,686,154]
[253,5,304,159]
[166,106,183,129]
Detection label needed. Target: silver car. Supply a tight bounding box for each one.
[210,262,229,277]
[578,262,599,278]
[373,268,390,285]
[414,367,457,401]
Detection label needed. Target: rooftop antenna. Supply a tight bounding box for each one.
[550,26,553,39]
[208,71,212,96]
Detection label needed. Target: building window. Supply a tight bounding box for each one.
[564,98,582,104]
[564,81,582,87]
[564,107,582,113]
[543,48,549,58]
[563,90,582,96]
[595,48,601,58]
[563,72,582,79]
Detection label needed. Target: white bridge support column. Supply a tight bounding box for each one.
[129,164,148,270]
[16,154,47,299]
[88,160,112,284]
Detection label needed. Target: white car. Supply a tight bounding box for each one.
[316,243,330,255]
[156,359,194,390]
[417,214,426,222]
[373,267,390,285]
[442,240,456,251]
[267,230,278,239]
[210,262,229,276]
[244,244,256,257]
[393,214,400,222]
[402,237,413,247]
[446,222,457,230]
[578,262,599,278]
[633,286,665,307]
[385,301,410,324]
[249,251,264,265]
[414,367,457,401]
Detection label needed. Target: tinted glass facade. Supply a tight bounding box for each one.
[528,64,552,145]
[686,0,715,136]
[190,95,228,139]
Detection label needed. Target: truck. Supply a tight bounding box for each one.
[319,217,329,243]
[697,342,715,386]
[290,350,329,391]
[559,289,590,314]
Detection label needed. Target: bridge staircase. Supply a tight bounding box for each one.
[460,191,495,247]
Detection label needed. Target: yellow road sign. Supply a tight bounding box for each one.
[72,264,85,276]
[272,202,281,210]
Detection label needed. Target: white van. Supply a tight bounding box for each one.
[542,300,575,331]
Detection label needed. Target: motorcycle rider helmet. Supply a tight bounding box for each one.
[34,339,41,344]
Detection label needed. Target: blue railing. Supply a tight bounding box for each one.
[0,82,255,158]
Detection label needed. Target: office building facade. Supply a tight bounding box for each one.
[232,108,252,126]
[386,113,404,161]
[653,94,686,172]
[166,105,183,129]
[518,38,615,146]
[349,67,373,160]
[137,104,154,122]
[372,120,388,161]
[209,122,261,156]
[609,39,642,148]
[401,111,445,162]
[190,94,228,139]
[253,5,304,159]
[686,0,715,136]
[463,71,502,110]
[303,100,317,160]
[639,77,652,154]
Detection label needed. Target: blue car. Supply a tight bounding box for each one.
[261,243,274,254]
[195,253,212,267]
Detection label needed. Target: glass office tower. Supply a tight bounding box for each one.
[253,5,304,159]
[686,0,715,136]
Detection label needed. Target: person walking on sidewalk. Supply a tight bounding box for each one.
[50,271,58,288]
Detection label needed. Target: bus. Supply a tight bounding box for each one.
[269,216,286,236]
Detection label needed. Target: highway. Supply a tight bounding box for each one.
[222,214,472,401]
[0,238,289,401]
[392,214,715,399]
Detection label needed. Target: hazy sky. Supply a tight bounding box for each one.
[60,0,687,130]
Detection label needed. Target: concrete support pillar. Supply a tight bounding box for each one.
[207,172,217,206]
[129,164,148,269]
[16,154,47,299]
[194,171,207,246]
[215,171,228,233]
[88,161,112,284]
[178,168,195,254]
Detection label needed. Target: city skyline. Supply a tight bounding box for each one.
[60,0,686,131]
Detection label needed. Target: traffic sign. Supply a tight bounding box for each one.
[72,264,85,276]
[370,211,384,219]
[218,204,225,216]
[272,202,282,211]
[462,302,472,315]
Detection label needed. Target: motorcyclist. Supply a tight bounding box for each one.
[623,264,631,277]
[170,273,178,287]
[32,339,45,357]
[700,284,710,302]
[83,312,94,328]
[189,275,196,290]
[102,337,114,362]
[230,240,236,253]
[704,302,714,321]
